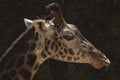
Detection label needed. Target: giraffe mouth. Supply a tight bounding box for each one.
[87,50,110,69]
[91,56,110,69]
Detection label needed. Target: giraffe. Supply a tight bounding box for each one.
[0,3,110,80]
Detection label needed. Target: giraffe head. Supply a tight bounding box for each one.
[24,17,110,69]
[46,3,110,69]
[24,3,110,69]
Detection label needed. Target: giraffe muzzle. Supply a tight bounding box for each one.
[100,57,110,67]
[90,53,110,69]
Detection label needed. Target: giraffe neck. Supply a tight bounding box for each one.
[0,32,48,80]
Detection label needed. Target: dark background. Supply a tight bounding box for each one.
[0,0,120,80]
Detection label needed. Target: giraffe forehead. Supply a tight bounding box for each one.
[32,19,55,36]
[33,19,54,28]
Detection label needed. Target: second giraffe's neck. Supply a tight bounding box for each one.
[0,31,48,80]
[17,33,48,80]
[28,33,48,79]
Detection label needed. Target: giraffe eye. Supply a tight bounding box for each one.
[63,35,74,41]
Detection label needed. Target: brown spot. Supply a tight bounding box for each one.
[46,40,50,45]
[57,41,61,46]
[64,48,67,54]
[55,54,59,57]
[67,56,72,60]
[19,68,31,80]
[41,51,47,58]
[29,42,36,51]
[15,56,25,69]
[54,37,58,41]
[59,36,63,40]
[1,73,11,80]
[74,57,76,61]
[77,50,80,55]
[38,22,44,31]
[74,57,80,61]
[51,42,55,51]
[61,55,66,58]
[17,43,29,54]
[63,43,67,48]
[45,45,48,52]
[10,69,16,78]
[45,38,48,42]
[60,46,63,50]
[81,54,85,59]
[27,54,37,67]
[34,63,39,71]
[77,57,80,60]
[14,76,19,80]
[69,49,74,55]
[55,32,58,36]
[52,55,55,58]
[48,52,52,55]
[54,45,58,52]
[59,51,64,55]
[6,55,17,71]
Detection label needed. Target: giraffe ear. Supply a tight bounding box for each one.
[24,18,33,29]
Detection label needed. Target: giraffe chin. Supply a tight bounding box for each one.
[92,63,105,69]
